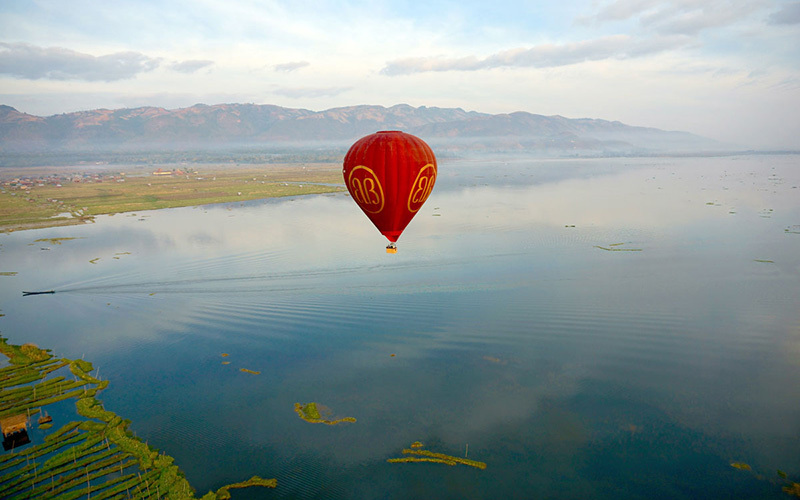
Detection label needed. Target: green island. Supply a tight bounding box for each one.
[293,402,356,425]
[387,441,487,470]
[0,336,276,499]
[0,164,345,232]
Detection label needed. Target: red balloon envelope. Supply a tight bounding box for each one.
[343,131,437,250]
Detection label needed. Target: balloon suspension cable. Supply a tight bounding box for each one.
[386,242,398,254]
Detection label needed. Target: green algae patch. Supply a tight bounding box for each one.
[33,237,84,245]
[0,337,52,364]
[294,402,356,425]
[785,482,800,497]
[388,442,487,470]
[240,368,260,375]
[595,242,642,252]
[207,475,278,500]
[0,272,18,276]
[754,259,775,263]
[0,336,276,499]
[729,458,800,498]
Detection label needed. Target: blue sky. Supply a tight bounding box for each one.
[1,0,798,148]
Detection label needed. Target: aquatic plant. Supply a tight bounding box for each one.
[294,402,356,425]
[387,442,486,470]
[239,368,260,375]
[0,337,277,499]
[33,237,83,245]
[784,482,800,497]
[205,475,277,500]
[729,458,800,498]
[0,338,52,364]
[594,242,642,252]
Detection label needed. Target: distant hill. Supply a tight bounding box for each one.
[0,103,722,154]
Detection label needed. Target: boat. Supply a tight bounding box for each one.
[22,290,55,296]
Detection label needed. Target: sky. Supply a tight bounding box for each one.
[1,0,799,149]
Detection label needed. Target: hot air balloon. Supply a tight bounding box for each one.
[343,131,437,253]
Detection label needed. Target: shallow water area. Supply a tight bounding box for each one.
[1,155,799,499]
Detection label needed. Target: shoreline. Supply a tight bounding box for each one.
[1,163,345,233]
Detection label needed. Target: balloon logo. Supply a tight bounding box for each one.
[347,165,384,214]
[343,131,437,252]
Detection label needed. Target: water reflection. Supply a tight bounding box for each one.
[1,155,798,499]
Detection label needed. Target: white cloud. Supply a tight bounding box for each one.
[584,0,773,35]
[380,34,692,75]
[0,42,160,81]
[273,61,310,72]
[768,1,800,24]
[271,86,352,99]
[170,60,214,74]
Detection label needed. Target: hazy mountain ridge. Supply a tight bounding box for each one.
[0,103,721,154]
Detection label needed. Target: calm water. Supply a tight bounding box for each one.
[1,155,799,499]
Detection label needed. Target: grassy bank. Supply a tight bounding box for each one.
[0,164,345,232]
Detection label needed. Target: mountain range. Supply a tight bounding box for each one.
[0,103,723,154]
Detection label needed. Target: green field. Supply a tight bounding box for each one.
[0,164,345,232]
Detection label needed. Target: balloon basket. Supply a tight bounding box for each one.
[386,243,397,254]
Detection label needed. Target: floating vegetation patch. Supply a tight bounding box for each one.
[0,335,276,499]
[88,258,100,264]
[239,368,260,375]
[33,237,83,245]
[786,225,800,235]
[211,476,276,499]
[785,482,800,498]
[754,259,775,264]
[387,442,486,470]
[0,272,18,276]
[482,355,507,365]
[729,457,800,497]
[293,402,356,425]
[594,242,642,252]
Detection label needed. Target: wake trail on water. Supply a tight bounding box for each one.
[29,250,536,296]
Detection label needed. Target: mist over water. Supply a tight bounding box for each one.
[1,155,799,499]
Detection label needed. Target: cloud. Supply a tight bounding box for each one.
[271,86,351,98]
[590,0,661,22]
[381,35,690,75]
[273,61,310,72]
[768,2,800,24]
[170,59,214,74]
[584,0,772,35]
[0,42,160,81]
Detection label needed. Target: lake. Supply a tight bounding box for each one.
[1,154,799,499]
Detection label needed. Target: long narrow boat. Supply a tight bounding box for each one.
[22,290,55,296]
